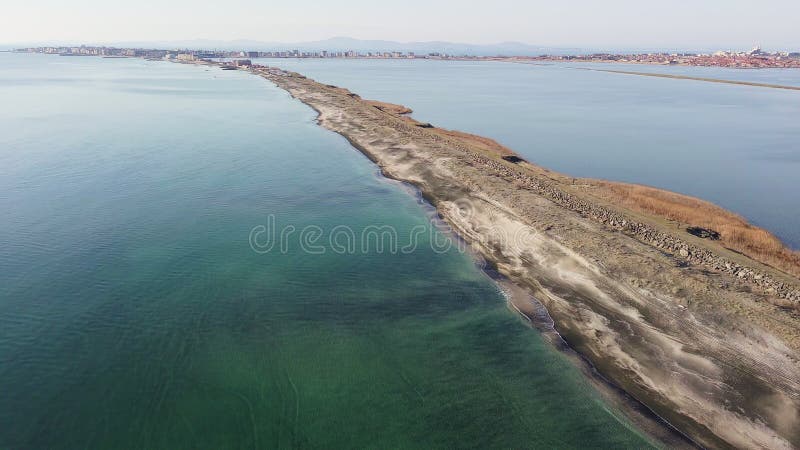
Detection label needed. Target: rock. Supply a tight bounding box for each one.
[502,155,525,163]
[686,226,721,240]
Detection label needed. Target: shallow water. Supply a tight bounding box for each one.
[264,58,800,249]
[0,53,652,448]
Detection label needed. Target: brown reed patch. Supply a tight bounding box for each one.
[593,181,800,277]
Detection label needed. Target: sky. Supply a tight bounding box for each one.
[2,0,798,50]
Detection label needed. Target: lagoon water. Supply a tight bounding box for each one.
[265,58,800,249]
[0,53,651,448]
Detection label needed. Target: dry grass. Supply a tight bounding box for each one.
[593,181,800,277]
[433,128,515,157]
[365,100,413,115]
[365,97,514,157]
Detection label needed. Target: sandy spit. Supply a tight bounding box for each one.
[238,63,800,449]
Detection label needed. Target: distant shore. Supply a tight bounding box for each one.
[14,46,800,69]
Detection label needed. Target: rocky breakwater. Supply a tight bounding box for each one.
[477,157,800,307]
[257,67,800,449]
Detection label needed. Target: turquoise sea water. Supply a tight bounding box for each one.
[264,58,800,249]
[0,53,651,448]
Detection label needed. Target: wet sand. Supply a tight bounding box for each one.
[230,63,800,448]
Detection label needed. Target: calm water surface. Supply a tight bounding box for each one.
[265,58,800,248]
[0,53,651,448]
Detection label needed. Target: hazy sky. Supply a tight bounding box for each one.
[2,0,798,50]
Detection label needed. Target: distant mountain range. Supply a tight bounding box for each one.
[10,37,584,56]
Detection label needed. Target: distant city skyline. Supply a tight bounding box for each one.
[2,0,799,50]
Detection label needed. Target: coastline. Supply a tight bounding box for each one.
[499,279,698,448]
[378,167,695,448]
[237,63,800,448]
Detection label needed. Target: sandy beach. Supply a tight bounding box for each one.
[222,63,800,448]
